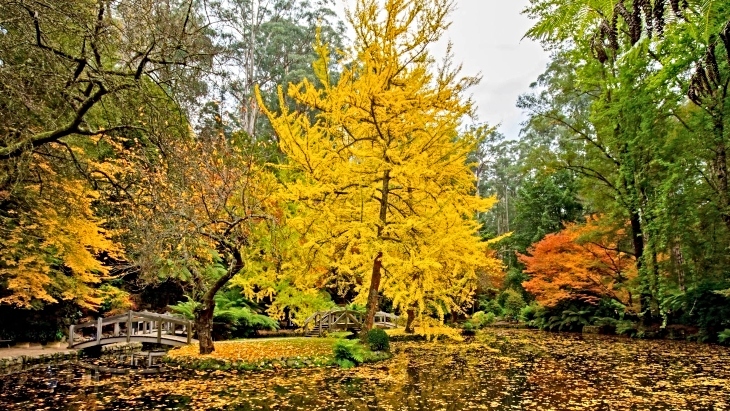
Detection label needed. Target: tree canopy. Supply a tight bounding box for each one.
[260,0,501,331]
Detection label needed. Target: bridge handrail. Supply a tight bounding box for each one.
[300,308,399,336]
[374,311,398,320]
[69,310,194,348]
[301,308,341,328]
[72,311,189,329]
[301,307,399,330]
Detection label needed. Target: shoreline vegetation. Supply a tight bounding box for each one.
[164,337,391,371]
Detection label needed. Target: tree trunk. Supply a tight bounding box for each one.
[713,119,730,231]
[673,243,686,292]
[193,247,244,354]
[629,211,654,326]
[362,170,391,337]
[194,303,215,354]
[361,252,383,336]
[405,308,416,334]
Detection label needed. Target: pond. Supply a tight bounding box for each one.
[1,329,729,410]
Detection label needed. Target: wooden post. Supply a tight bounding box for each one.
[157,320,162,344]
[126,311,132,343]
[68,325,75,348]
[96,317,103,343]
[186,320,192,345]
[114,322,120,337]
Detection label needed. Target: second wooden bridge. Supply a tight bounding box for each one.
[301,308,399,337]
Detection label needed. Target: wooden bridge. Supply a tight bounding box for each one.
[68,311,196,349]
[301,308,399,337]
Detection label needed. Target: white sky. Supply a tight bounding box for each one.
[334,0,550,139]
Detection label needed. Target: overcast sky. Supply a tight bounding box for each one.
[335,0,550,139]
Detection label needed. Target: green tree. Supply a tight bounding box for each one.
[207,0,344,143]
[521,0,730,329]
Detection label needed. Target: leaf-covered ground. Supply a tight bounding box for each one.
[1,329,729,410]
[167,337,338,366]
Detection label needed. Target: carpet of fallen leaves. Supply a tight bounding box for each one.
[167,337,337,365]
[1,329,730,410]
[387,326,464,342]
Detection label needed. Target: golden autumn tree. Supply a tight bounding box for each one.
[519,216,637,311]
[0,0,212,313]
[128,133,287,354]
[259,0,501,333]
[0,153,121,309]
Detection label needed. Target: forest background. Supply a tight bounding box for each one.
[1,0,730,348]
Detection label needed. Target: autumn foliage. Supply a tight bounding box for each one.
[167,338,337,365]
[0,152,122,309]
[259,0,502,327]
[519,216,637,310]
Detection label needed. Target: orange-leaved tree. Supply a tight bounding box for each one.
[259,0,501,333]
[519,216,637,310]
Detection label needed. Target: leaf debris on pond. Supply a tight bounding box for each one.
[1,329,729,410]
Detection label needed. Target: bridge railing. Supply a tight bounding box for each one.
[373,311,399,328]
[300,309,399,336]
[69,311,193,348]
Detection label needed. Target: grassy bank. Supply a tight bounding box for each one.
[165,337,390,371]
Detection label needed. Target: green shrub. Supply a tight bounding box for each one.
[472,311,486,328]
[520,303,540,325]
[553,309,591,331]
[472,311,496,328]
[333,339,365,368]
[366,328,390,351]
[718,329,730,344]
[661,283,730,335]
[615,320,638,337]
[502,289,526,320]
[479,298,504,316]
[461,321,476,336]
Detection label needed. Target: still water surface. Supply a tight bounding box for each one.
[1,329,728,410]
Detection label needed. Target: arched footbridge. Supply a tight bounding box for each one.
[301,308,399,337]
[69,311,196,349]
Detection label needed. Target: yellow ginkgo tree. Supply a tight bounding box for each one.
[0,153,122,309]
[259,0,502,333]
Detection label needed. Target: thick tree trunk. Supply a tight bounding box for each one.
[362,170,391,338]
[194,304,215,354]
[405,308,416,334]
[362,252,383,336]
[193,247,244,354]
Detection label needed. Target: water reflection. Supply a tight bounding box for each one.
[0,330,729,410]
